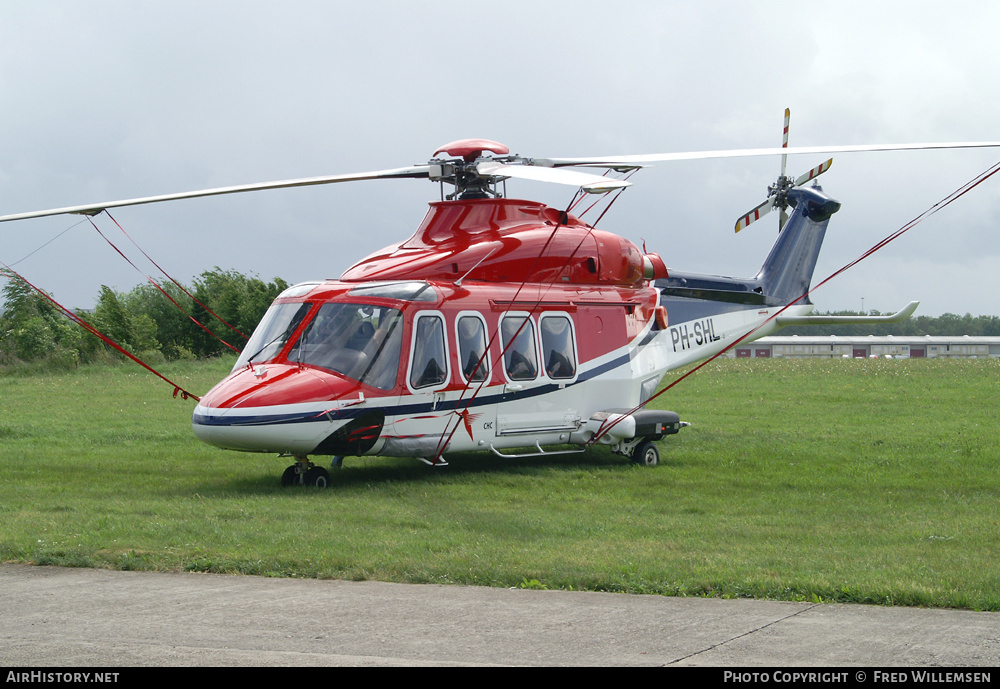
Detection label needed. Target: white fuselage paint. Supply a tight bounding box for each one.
[192,302,812,458]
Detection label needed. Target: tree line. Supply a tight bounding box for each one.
[779,310,1000,337]
[4,271,998,371]
[0,268,288,370]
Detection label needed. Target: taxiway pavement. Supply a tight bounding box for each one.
[1,564,997,666]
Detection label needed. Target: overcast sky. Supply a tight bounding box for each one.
[2,1,999,317]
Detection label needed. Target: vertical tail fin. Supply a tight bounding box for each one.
[654,184,841,318]
[752,185,840,305]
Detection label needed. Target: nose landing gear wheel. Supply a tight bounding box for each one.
[305,466,331,487]
[280,465,302,486]
[280,460,332,487]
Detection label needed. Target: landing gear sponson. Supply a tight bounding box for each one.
[587,409,688,467]
[279,409,686,486]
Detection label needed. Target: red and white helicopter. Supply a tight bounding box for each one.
[2,118,998,486]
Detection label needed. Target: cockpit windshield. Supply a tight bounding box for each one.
[287,302,403,390]
[234,301,312,370]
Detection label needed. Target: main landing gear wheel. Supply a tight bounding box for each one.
[632,439,660,467]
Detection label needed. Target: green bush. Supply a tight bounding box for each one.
[1,267,288,369]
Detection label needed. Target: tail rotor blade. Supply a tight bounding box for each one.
[793,158,833,187]
[780,108,790,178]
[735,197,773,233]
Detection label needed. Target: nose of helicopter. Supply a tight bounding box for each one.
[191,364,363,454]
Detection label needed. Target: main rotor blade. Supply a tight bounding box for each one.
[0,165,431,223]
[538,141,1000,169]
[476,161,631,194]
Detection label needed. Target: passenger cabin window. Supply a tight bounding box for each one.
[540,315,577,379]
[457,315,489,382]
[501,315,538,381]
[409,314,448,389]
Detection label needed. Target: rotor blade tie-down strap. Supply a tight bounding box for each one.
[0,262,201,402]
[103,211,250,341]
[588,159,1000,445]
[574,169,637,222]
[89,214,242,354]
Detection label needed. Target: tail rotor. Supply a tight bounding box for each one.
[735,109,833,233]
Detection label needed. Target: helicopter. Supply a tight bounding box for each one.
[2,120,998,486]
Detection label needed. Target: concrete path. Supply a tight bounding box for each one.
[1,564,997,667]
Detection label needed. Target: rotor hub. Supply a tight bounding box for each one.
[767,175,795,208]
[428,139,522,200]
[433,139,510,162]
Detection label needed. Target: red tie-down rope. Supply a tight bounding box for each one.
[0,263,201,401]
[588,159,1000,445]
[86,215,243,355]
[102,211,249,340]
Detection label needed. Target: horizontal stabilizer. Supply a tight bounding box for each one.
[775,301,919,326]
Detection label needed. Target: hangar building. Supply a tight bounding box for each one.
[732,336,1000,359]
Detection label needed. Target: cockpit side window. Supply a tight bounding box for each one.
[501,315,538,381]
[540,314,577,380]
[409,313,448,390]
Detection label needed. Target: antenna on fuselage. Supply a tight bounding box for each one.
[454,246,501,287]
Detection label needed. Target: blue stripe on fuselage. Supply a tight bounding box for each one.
[192,350,632,428]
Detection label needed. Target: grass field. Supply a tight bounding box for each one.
[1,356,997,610]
